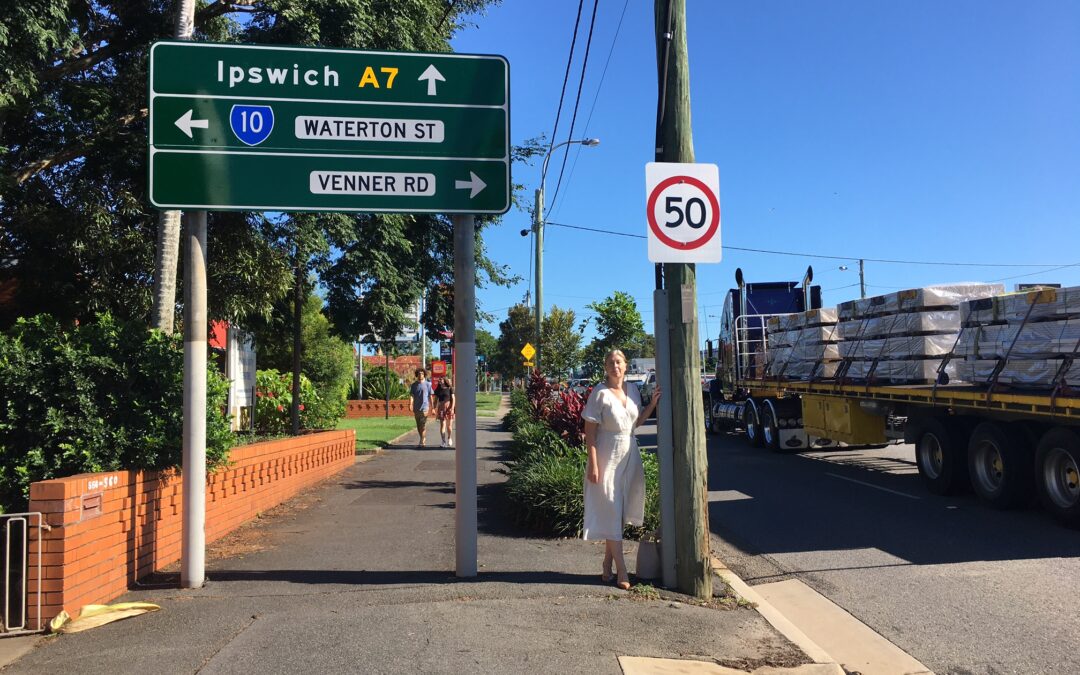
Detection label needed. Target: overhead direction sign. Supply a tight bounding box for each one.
[645,162,721,263]
[148,41,510,214]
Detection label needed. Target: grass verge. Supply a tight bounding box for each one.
[476,392,502,417]
[336,416,417,452]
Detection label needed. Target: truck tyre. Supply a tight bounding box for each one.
[704,396,716,435]
[967,422,1033,509]
[744,400,764,448]
[762,400,782,452]
[1035,427,1080,527]
[915,418,968,495]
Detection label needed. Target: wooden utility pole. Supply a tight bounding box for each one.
[655,0,711,599]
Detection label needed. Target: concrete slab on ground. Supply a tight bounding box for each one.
[6,416,809,674]
[754,579,933,675]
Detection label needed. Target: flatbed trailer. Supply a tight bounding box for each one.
[706,269,1080,527]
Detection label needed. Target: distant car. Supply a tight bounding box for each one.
[569,379,591,396]
[639,371,658,403]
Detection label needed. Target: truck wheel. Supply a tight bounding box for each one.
[967,422,1033,509]
[1035,428,1080,527]
[915,418,968,495]
[704,397,716,435]
[744,401,764,448]
[762,400,782,452]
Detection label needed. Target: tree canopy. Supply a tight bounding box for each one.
[492,303,533,379]
[0,0,524,345]
[582,291,648,374]
[541,305,582,378]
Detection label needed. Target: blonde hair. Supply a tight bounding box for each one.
[604,348,627,365]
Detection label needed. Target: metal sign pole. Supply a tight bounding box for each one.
[453,214,477,577]
[181,210,207,588]
[653,289,677,589]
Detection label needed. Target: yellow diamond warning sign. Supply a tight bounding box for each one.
[520,343,536,361]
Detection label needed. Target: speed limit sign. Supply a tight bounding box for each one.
[645,162,721,263]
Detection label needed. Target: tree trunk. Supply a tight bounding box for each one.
[150,209,182,333]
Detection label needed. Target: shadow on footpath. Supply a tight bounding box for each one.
[148,569,600,587]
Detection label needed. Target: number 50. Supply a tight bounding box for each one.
[664,195,707,229]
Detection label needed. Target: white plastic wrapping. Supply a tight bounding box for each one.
[954,320,1080,359]
[845,358,959,383]
[838,334,957,360]
[837,310,961,340]
[955,358,1080,388]
[838,283,1004,320]
[767,325,841,349]
[962,286,1080,325]
[765,345,840,376]
[767,308,838,333]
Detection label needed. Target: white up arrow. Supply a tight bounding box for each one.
[418,64,446,96]
[175,109,209,138]
[455,172,487,198]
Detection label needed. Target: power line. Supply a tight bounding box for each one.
[542,0,585,183]
[549,0,629,220]
[542,221,1077,268]
[991,262,1080,282]
[547,0,600,213]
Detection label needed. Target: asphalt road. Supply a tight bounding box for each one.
[697,427,1080,674]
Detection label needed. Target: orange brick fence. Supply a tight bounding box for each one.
[26,429,355,626]
[345,399,436,418]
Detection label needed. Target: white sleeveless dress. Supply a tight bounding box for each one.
[581,382,645,541]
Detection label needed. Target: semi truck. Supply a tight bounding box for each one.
[706,267,1080,526]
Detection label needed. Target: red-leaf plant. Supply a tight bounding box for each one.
[545,390,586,446]
[525,369,556,420]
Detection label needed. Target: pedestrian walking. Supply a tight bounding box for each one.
[409,368,434,448]
[582,348,662,590]
[435,377,455,447]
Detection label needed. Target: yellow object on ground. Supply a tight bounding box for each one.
[51,602,161,634]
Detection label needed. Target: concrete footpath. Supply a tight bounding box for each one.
[4,411,821,674]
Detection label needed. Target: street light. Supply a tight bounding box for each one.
[532,137,600,371]
[838,261,866,298]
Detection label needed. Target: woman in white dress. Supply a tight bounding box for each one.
[582,349,662,589]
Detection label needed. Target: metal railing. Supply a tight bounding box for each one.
[2,513,44,635]
[735,313,791,381]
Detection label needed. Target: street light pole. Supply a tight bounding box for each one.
[534,137,599,372]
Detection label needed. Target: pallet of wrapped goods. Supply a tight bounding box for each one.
[846,358,958,383]
[962,286,1080,326]
[837,310,960,340]
[955,358,1080,388]
[785,360,840,379]
[838,283,1004,321]
[767,307,839,333]
[767,325,841,351]
[838,334,957,360]
[765,343,841,379]
[954,320,1080,359]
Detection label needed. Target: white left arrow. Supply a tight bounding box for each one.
[175,109,209,138]
[454,171,487,198]
[418,64,446,96]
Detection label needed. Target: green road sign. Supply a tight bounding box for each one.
[148,41,509,214]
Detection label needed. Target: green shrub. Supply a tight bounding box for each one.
[0,314,232,512]
[502,389,532,431]
[361,365,408,400]
[504,446,587,537]
[254,369,345,433]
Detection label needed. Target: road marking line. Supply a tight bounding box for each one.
[825,473,920,500]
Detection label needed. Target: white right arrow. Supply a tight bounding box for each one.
[455,172,487,198]
[418,64,446,96]
[175,109,209,138]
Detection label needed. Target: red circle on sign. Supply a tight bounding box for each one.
[646,175,720,250]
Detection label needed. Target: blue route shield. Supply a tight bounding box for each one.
[230,105,275,146]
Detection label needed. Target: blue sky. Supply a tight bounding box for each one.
[451,1,1080,348]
